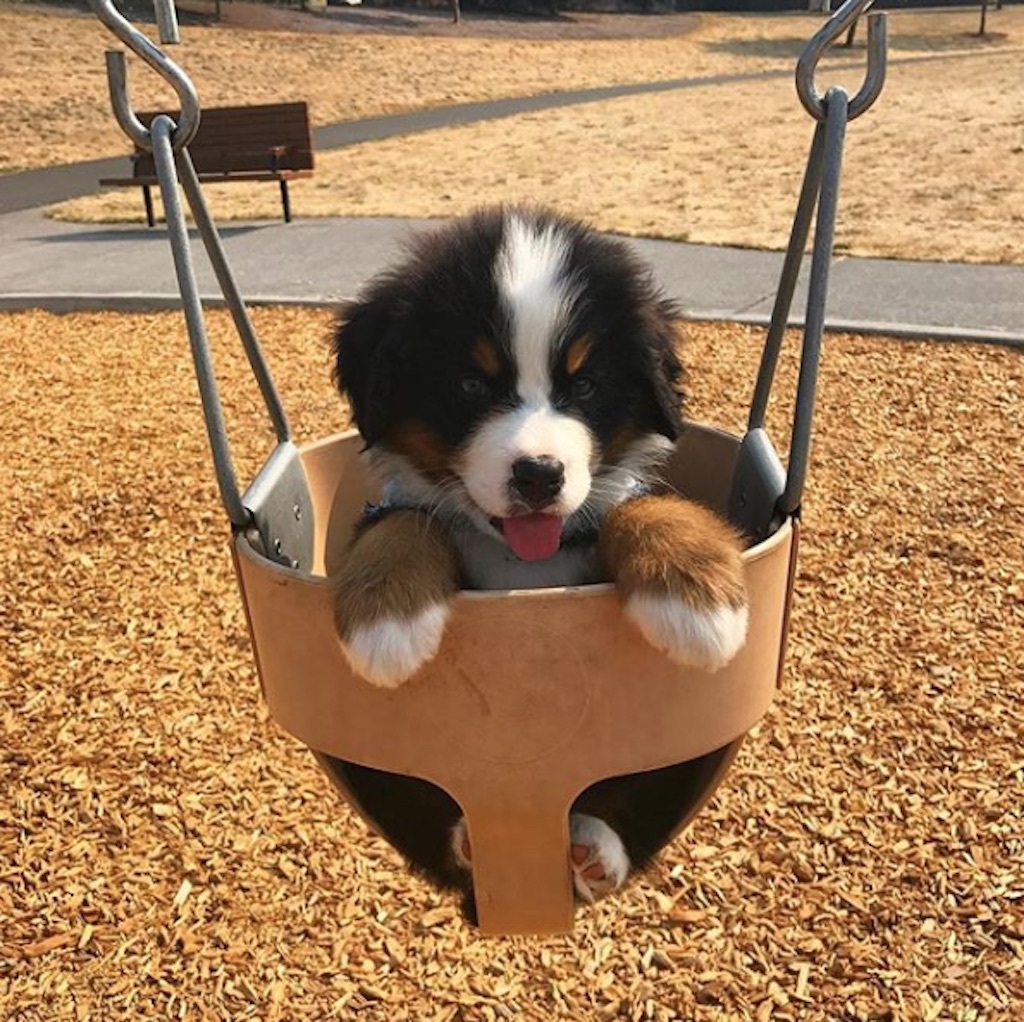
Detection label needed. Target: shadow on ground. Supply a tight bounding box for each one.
[29,224,267,243]
[705,29,1008,61]
[315,5,698,38]
[886,30,1008,51]
[197,0,701,40]
[703,36,805,60]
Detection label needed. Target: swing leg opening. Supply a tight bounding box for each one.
[314,741,741,930]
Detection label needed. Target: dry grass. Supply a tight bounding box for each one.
[43,5,1024,264]
[2,306,1022,1020]
[53,50,1024,265]
[1,4,808,176]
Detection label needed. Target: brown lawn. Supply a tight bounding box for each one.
[1,2,817,175]
[19,3,1024,264]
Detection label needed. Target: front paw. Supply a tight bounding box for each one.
[331,509,459,688]
[623,592,748,672]
[601,495,749,672]
[339,602,451,688]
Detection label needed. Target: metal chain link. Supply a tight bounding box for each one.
[797,0,888,122]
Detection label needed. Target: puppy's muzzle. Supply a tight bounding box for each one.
[511,456,565,510]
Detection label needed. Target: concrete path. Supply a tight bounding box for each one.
[2,207,1021,346]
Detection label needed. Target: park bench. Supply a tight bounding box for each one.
[99,101,314,226]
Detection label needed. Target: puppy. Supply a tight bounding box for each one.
[328,206,747,910]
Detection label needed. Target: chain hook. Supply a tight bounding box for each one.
[796,0,888,122]
[89,0,201,152]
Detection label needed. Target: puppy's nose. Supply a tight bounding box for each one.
[511,456,565,507]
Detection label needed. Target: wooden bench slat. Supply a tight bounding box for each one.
[100,170,313,187]
[131,154,314,175]
[176,125,311,140]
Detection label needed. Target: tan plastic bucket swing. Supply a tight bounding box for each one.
[240,425,797,937]
[91,0,887,936]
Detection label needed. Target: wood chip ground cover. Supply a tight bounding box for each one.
[1,308,1021,1020]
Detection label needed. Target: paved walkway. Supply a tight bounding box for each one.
[2,207,1021,345]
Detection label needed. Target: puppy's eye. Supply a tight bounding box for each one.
[571,375,596,401]
[459,376,491,401]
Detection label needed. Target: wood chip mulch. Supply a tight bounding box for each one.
[1,308,1021,1021]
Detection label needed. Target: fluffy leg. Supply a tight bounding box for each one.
[600,494,748,671]
[332,509,460,687]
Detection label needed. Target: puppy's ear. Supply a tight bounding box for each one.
[637,300,686,441]
[333,297,406,446]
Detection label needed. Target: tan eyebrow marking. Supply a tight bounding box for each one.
[471,336,502,377]
[386,421,454,482]
[565,334,593,376]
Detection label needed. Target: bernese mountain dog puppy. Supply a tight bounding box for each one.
[327,206,748,912]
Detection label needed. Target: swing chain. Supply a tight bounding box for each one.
[91,0,307,566]
[736,0,889,539]
[796,0,887,123]
[89,0,200,152]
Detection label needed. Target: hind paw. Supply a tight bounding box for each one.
[569,813,630,902]
[450,812,630,904]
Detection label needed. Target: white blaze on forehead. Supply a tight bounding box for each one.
[496,214,579,402]
[456,213,594,523]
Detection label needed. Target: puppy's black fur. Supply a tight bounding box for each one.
[335,207,685,463]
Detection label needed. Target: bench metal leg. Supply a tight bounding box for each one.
[142,184,156,228]
[280,179,292,224]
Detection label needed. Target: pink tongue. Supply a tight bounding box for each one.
[500,514,563,562]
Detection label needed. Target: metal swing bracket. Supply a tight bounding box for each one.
[728,0,887,543]
[89,0,314,572]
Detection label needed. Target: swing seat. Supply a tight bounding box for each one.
[232,422,798,934]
